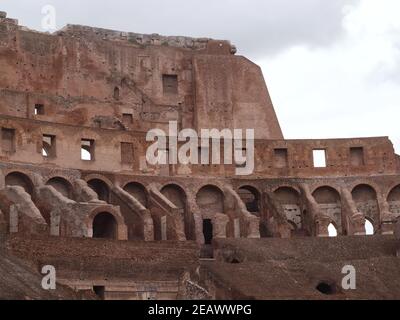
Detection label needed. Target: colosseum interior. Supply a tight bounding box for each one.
[0,11,400,300]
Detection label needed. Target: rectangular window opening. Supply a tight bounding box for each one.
[162,74,178,94]
[350,147,365,166]
[1,128,15,153]
[274,148,288,168]
[121,142,134,165]
[42,134,56,158]
[313,149,327,168]
[81,139,95,161]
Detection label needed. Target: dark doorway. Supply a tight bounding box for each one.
[203,219,213,245]
[93,212,117,239]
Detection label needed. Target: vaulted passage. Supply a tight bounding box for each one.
[388,185,400,214]
[46,177,73,199]
[196,185,224,214]
[92,212,117,239]
[238,186,260,216]
[5,172,34,196]
[88,179,110,202]
[313,186,343,235]
[124,182,148,207]
[161,184,193,240]
[274,187,303,235]
[351,184,379,228]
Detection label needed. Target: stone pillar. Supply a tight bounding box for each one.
[161,215,167,240]
[9,204,18,233]
[315,216,331,237]
[233,218,240,238]
[351,213,366,236]
[213,213,229,239]
[50,212,61,236]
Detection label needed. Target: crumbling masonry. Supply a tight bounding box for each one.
[0,12,400,299]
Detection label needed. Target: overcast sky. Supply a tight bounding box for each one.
[1,0,399,153]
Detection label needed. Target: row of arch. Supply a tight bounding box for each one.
[3,170,400,240]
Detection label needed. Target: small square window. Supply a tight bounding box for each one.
[35,104,44,115]
[122,113,133,126]
[274,148,288,168]
[313,149,327,168]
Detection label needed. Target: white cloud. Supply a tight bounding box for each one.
[258,0,400,153]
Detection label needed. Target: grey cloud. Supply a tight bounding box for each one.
[2,0,357,59]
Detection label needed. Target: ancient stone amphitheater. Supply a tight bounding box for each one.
[0,12,400,300]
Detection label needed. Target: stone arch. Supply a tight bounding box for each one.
[46,177,74,200]
[196,185,225,246]
[161,183,194,240]
[5,171,34,196]
[92,212,117,239]
[196,185,224,215]
[387,185,400,214]
[238,185,261,216]
[351,184,380,227]
[87,207,127,240]
[312,186,343,235]
[123,182,148,207]
[87,178,111,202]
[274,186,304,234]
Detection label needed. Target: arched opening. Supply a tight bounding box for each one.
[388,185,400,214]
[124,182,148,207]
[196,185,224,214]
[46,177,73,199]
[274,187,303,234]
[313,186,342,235]
[88,179,110,202]
[161,184,193,240]
[365,218,374,235]
[203,219,213,245]
[92,212,117,239]
[328,223,338,237]
[5,172,34,196]
[351,184,379,227]
[238,186,260,216]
